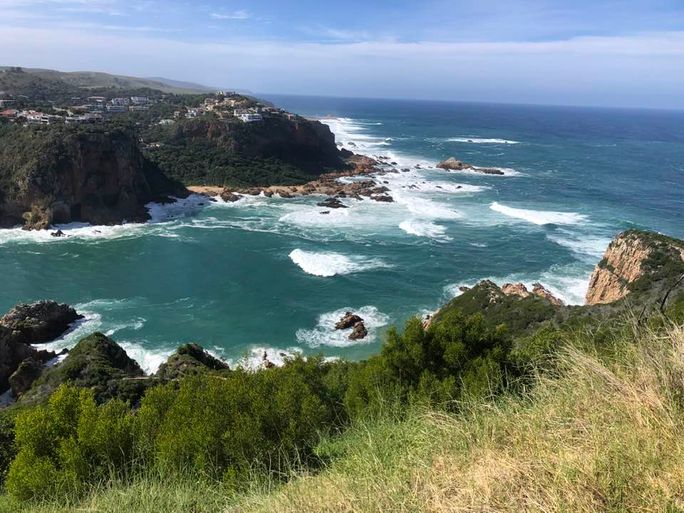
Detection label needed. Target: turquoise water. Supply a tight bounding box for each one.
[1,97,682,371]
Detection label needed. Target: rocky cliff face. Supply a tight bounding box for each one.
[586,231,684,305]
[144,116,348,187]
[0,125,185,229]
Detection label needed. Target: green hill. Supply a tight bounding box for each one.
[0,67,211,97]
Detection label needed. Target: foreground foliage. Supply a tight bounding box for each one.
[2,319,683,512]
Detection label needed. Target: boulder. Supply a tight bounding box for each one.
[220,189,241,202]
[372,194,394,203]
[156,343,229,380]
[317,197,348,209]
[349,321,368,340]
[0,300,82,345]
[335,312,363,330]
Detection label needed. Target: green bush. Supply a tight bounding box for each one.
[5,386,135,501]
[344,312,512,415]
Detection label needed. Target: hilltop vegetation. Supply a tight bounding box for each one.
[0,230,681,512]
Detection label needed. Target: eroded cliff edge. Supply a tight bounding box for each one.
[0,124,185,229]
[586,230,684,305]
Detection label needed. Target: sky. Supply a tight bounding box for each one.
[1,0,684,109]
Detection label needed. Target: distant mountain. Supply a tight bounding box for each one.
[0,66,211,95]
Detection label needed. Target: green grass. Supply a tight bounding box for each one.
[6,319,684,512]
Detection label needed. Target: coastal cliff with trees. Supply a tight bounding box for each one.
[0,67,350,229]
[0,229,682,511]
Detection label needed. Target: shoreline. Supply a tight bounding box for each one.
[187,153,399,203]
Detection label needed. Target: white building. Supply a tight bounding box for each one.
[234,109,263,122]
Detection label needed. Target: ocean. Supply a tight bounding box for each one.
[1,97,682,371]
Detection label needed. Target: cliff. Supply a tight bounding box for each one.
[0,124,185,229]
[586,230,684,305]
[143,116,348,187]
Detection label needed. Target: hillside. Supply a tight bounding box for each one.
[0,230,681,512]
[0,67,210,97]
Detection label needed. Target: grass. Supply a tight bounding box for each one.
[4,320,684,512]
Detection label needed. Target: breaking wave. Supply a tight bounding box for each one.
[446,137,520,144]
[289,249,391,277]
[490,202,588,225]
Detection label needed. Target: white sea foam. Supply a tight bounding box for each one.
[297,306,390,348]
[446,137,520,145]
[226,346,303,371]
[399,220,449,240]
[118,342,174,374]
[289,249,390,277]
[546,229,611,260]
[490,202,588,225]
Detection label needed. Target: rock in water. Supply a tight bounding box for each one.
[220,189,241,202]
[0,301,83,345]
[317,197,348,209]
[335,312,363,330]
[349,321,368,340]
[436,157,504,175]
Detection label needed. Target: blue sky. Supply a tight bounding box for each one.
[1,0,684,108]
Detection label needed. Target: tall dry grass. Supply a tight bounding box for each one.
[235,322,684,513]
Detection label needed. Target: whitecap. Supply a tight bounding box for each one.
[490,202,588,225]
[296,306,390,348]
[399,220,450,240]
[446,137,520,145]
[289,249,391,277]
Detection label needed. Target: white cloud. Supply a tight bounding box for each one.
[210,10,250,20]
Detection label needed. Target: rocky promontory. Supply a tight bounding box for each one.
[0,124,186,229]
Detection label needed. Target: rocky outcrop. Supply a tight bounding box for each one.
[156,343,229,380]
[335,312,368,340]
[586,230,684,305]
[0,125,185,229]
[21,332,145,404]
[9,357,43,397]
[0,326,55,394]
[436,157,504,175]
[500,282,564,306]
[335,312,363,330]
[532,283,564,306]
[317,197,347,209]
[0,301,82,344]
[349,321,368,340]
[0,300,83,395]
